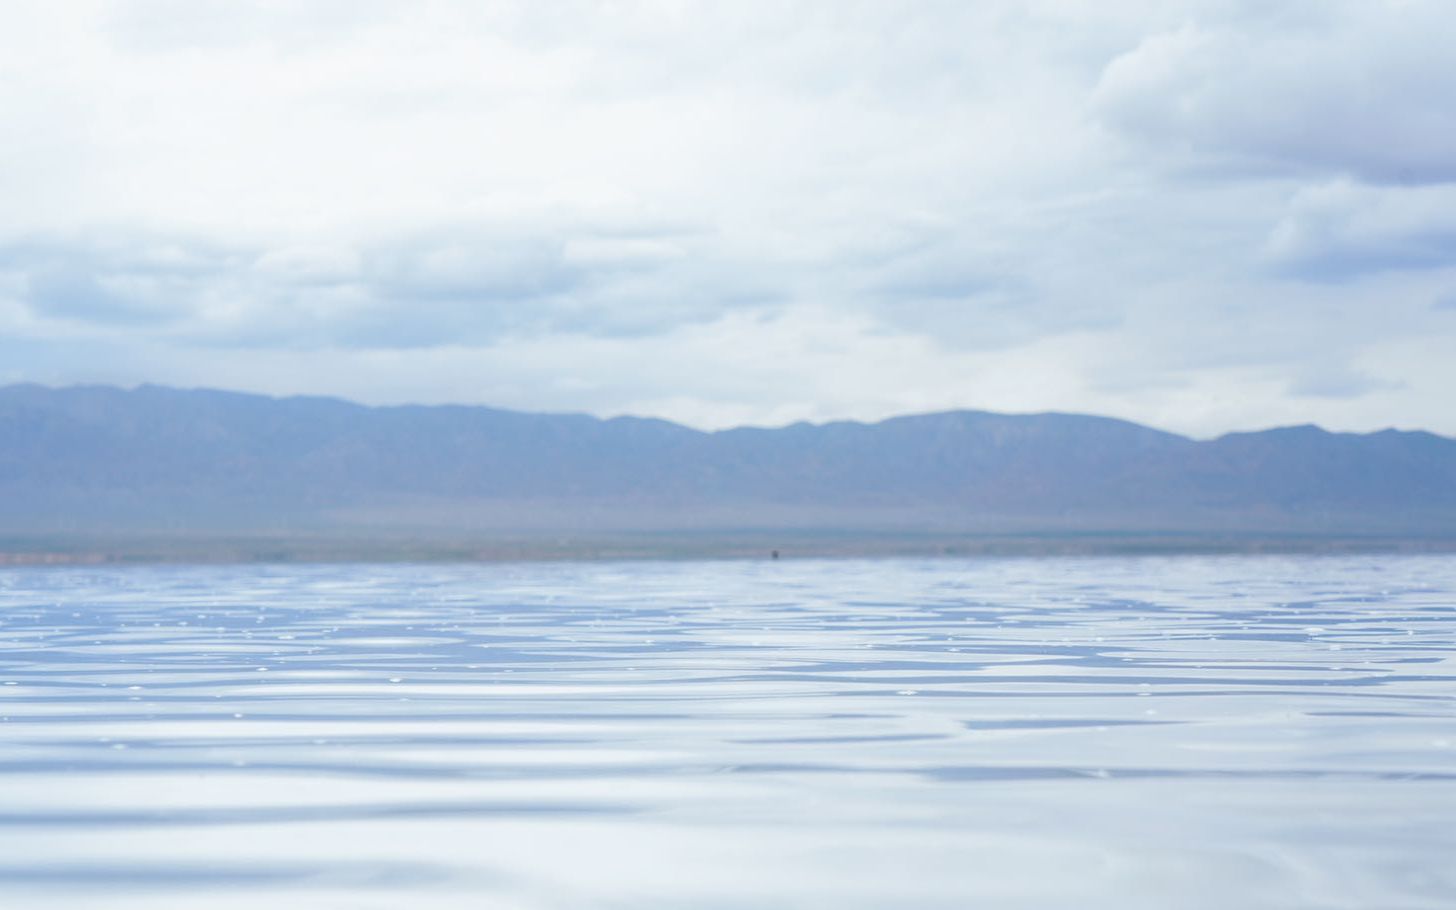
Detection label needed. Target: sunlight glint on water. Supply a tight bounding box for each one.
[1,556,1454,908]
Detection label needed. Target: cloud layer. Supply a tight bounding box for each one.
[4,0,1455,436]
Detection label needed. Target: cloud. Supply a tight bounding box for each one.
[0,1,1454,437]
[1286,364,1403,400]
[855,242,1104,350]
[1093,3,1456,184]
[0,237,245,327]
[101,0,398,53]
[1263,181,1456,280]
[0,223,777,349]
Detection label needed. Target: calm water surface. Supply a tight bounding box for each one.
[1,555,1454,908]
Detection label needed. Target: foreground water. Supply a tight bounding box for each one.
[0,555,1453,909]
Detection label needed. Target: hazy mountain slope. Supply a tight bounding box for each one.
[3,384,1454,535]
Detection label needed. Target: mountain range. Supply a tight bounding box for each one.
[3,383,1455,545]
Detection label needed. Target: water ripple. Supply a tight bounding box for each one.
[1,555,1455,908]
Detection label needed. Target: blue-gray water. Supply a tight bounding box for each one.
[1,556,1454,909]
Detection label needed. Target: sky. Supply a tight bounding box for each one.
[4,0,1456,437]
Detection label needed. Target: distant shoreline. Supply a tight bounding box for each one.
[4,532,1456,566]
[9,385,1456,545]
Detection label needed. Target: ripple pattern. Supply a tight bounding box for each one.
[1,555,1454,908]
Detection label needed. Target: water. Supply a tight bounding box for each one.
[1,555,1454,909]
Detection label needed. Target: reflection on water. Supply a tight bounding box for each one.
[1,555,1454,908]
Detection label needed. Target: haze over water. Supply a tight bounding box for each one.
[2,555,1454,908]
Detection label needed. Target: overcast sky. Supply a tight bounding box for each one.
[4,0,1455,436]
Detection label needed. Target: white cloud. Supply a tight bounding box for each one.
[0,0,1453,436]
[1264,180,1456,279]
[1093,2,1456,184]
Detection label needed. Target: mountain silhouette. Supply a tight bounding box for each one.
[4,383,1455,538]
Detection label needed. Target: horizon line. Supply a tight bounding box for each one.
[2,380,1448,443]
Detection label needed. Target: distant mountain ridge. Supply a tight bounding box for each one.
[3,383,1455,537]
